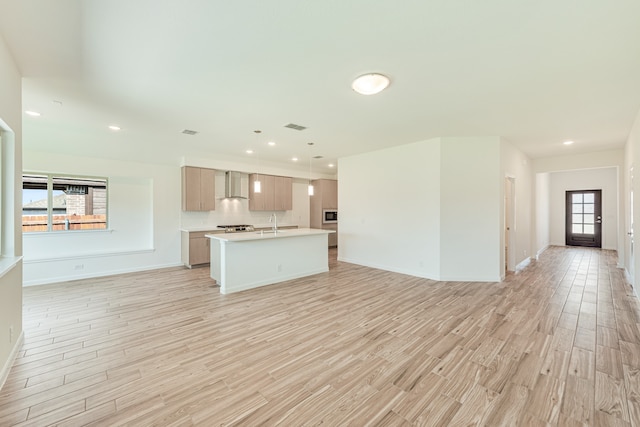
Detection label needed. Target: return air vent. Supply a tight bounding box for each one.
[181,129,199,135]
[284,123,307,131]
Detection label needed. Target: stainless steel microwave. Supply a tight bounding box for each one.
[323,209,338,224]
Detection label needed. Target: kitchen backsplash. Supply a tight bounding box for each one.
[180,177,311,229]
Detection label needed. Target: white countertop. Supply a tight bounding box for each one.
[181,224,298,232]
[206,227,334,242]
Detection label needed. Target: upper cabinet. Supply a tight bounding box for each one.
[248,174,292,211]
[182,166,216,211]
[313,179,338,209]
[274,176,293,211]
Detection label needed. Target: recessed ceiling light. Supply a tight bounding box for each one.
[292,157,299,162]
[267,141,276,146]
[25,110,41,117]
[352,73,390,95]
[328,164,335,168]
[246,149,254,154]
[563,140,574,145]
[108,125,121,131]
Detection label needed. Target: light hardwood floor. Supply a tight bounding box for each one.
[1,246,639,426]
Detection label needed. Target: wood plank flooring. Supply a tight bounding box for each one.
[1,246,640,425]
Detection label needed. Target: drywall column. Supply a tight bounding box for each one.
[439,137,502,281]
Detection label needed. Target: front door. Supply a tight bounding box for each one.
[565,190,602,248]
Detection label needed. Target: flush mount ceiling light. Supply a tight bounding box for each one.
[352,73,390,95]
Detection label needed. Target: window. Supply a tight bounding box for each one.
[22,173,108,232]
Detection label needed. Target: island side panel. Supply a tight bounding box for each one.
[219,233,329,294]
[210,238,221,283]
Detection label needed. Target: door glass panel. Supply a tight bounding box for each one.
[567,190,601,247]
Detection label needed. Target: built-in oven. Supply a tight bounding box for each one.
[323,209,338,224]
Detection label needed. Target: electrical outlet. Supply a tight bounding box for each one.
[74,264,84,270]
[277,264,282,272]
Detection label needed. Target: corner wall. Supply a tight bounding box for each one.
[338,139,442,279]
[339,136,509,283]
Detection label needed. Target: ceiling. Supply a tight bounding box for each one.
[1,1,640,175]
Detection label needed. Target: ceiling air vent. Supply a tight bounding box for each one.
[181,129,198,135]
[313,155,323,159]
[284,123,307,131]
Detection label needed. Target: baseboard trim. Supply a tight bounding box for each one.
[536,245,550,259]
[0,330,24,392]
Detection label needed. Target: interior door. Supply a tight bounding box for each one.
[565,190,602,248]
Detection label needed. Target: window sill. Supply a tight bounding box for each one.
[0,256,22,280]
[23,229,115,237]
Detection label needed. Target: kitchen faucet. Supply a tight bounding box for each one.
[269,213,278,232]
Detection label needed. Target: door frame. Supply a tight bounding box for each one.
[505,176,516,272]
[565,189,602,248]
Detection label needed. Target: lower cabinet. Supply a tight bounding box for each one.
[181,231,215,267]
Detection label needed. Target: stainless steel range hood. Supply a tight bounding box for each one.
[223,171,247,199]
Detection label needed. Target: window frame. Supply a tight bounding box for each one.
[22,171,109,233]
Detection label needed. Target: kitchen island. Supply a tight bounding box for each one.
[206,228,335,294]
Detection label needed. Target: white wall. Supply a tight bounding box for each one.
[548,168,618,250]
[22,151,180,285]
[339,136,509,283]
[501,139,533,271]
[625,108,640,292]
[338,139,442,279]
[535,173,550,256]
[0,33,23,388]
[440,137,502,281]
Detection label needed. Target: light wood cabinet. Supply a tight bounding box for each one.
[182,166,216,211]
[248,174,292,211]
[181,230,215,267]
[310,179,338,247]
[274,176,293,210]
[310,179,338,227]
